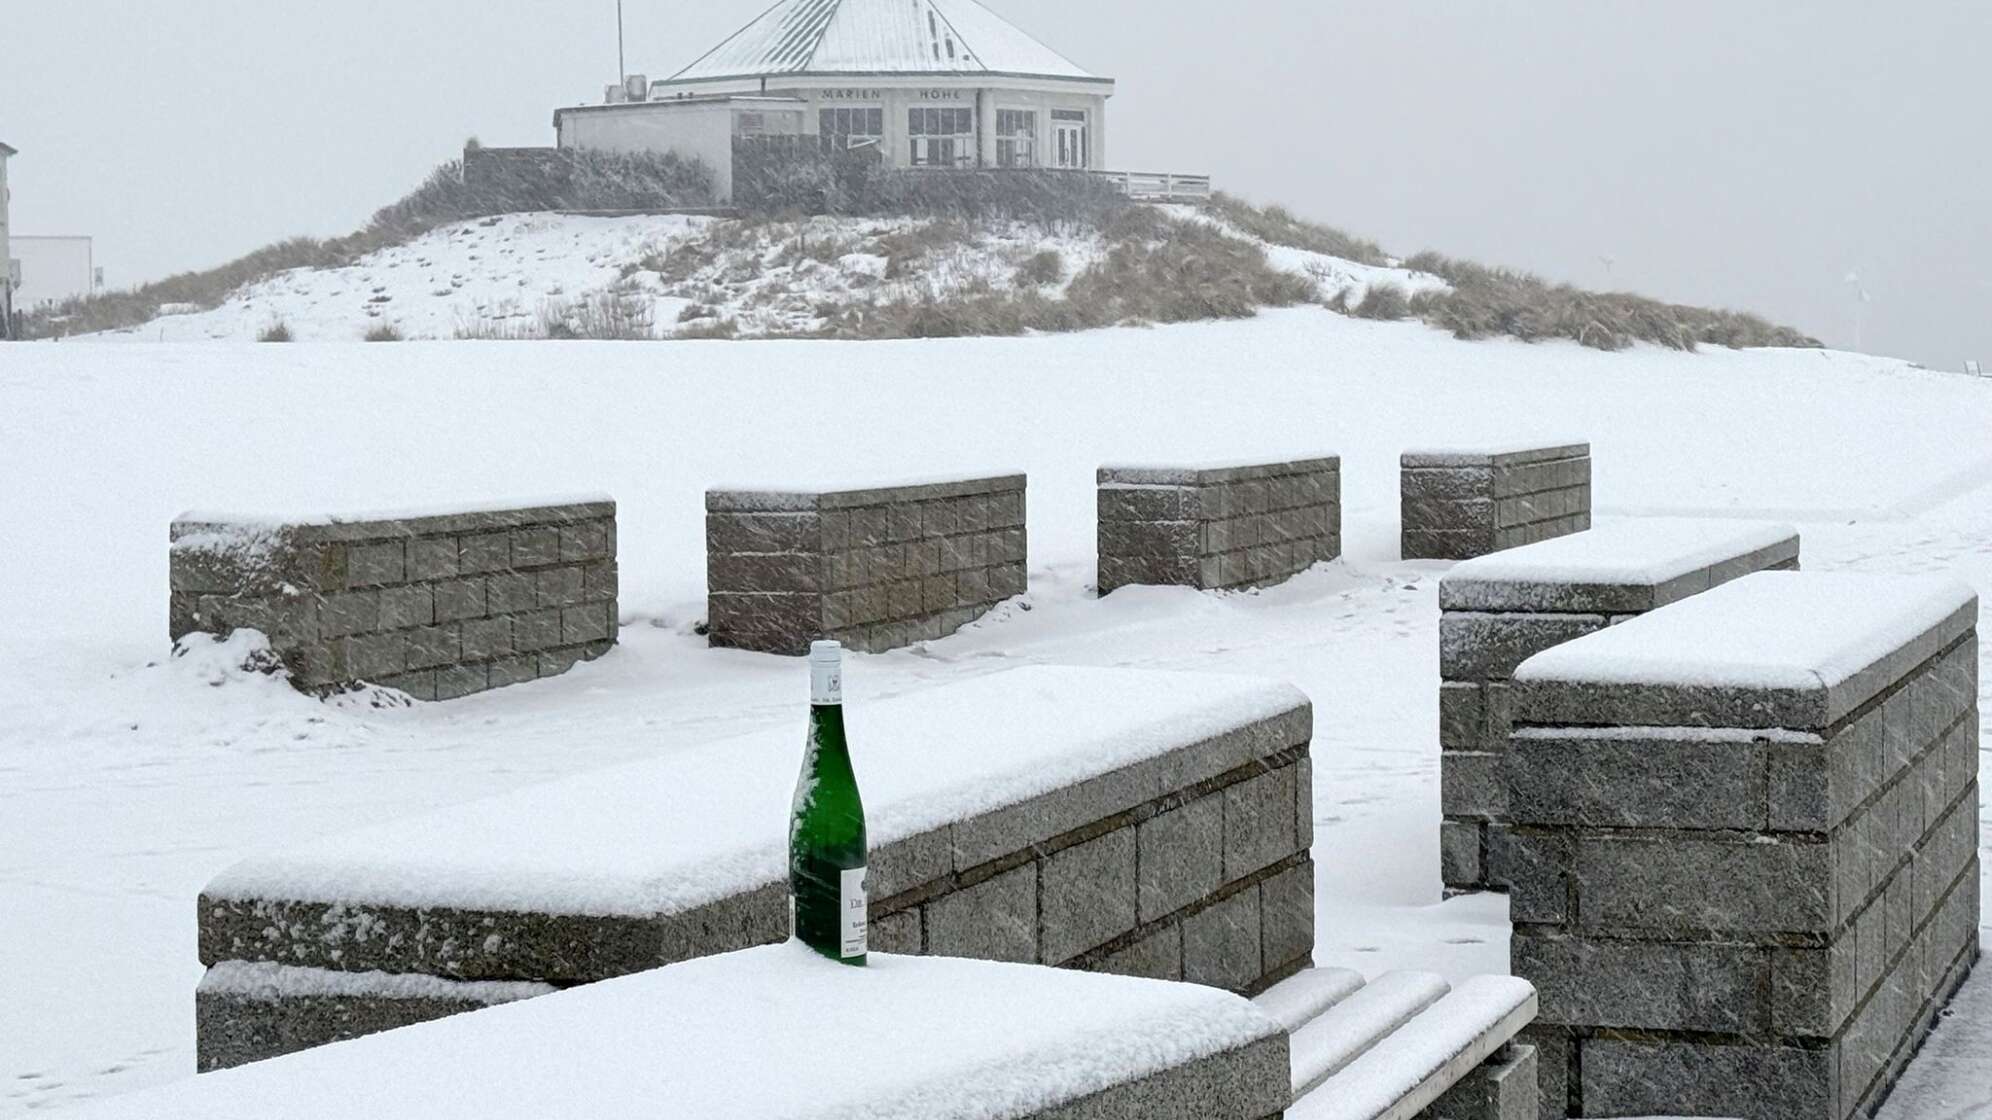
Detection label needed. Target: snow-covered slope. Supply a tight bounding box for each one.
[2,317,1987,1115]
[91,209,1437,343]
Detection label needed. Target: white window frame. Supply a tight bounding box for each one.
[909,106,975,169]
[819,105,885,153]
[994,107,1039,169]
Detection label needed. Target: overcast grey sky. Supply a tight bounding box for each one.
[4,1,1987,367]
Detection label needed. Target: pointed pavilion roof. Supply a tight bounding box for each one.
[665,0,1105,85]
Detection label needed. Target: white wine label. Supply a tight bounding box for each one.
[811,660,843,705]
[840,865,868,958]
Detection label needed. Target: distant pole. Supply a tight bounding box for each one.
[618,0,627,79]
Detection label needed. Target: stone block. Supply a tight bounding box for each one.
[1580,1038,1834,1120]
[1182,888,1262,992]
[1041,830,1138,963]
[461,617,514,662]
[1442,750,1506,820]
[1488,826,1569,924]
[320,591,380,638]
[513,608,565,653]
[459,531,511,575]
[1418,1043,1537,1120]
[870,908,922,954]
[437,665,489,701]
[511,526,563,567]
[561,603,613,646]
[1507,729,1769,830]
[926,864,1037,964]
[559,521,611,562]
[1440,613,1607,681]
[1223,764,1299,881]
[1513,931,1768,1033]
[1575,833,1832,935]
[406,537,460,582]
[346,631,410,680]
[1441,820,1483,888]
[1137,794,1225,922]
[378,585,435,630]
[1259,860,1314,972]
[1085,925,1182,982]
[347,541,406,587]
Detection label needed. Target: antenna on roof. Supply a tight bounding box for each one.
[617,0,627,80]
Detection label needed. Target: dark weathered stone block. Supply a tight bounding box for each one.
[170,500,620,700]
[707,476,1026,654]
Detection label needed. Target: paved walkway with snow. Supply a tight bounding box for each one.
[2,317,1988,1115]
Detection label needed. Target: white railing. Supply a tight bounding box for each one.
[1095,170,1214,203]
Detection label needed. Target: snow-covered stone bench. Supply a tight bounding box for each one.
[707,473,1028,655]
[88,946,1297,1120]
[1096,457,1342,594]
[197,666,1316,1068]
[1437,518,1800,895]
[1507,571,1980,1120]
[1401,444,1591,561]
[169,497,618,699]
[1255,966,1540,1120]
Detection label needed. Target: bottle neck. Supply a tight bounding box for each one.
[810,657,843,707]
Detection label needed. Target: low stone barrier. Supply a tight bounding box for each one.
[196,666,1315,1068]
[1097,457,1341,595]
[169,498,618,700]
[1506,571,1979,1120]
[1437,518,1801,896]
[707,474,1026,655]
[1401,443,1591,561]
[109,946,1294,1120]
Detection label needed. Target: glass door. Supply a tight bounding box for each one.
[1051,110,1089,169]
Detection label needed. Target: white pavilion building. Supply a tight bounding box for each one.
[553,0,1117,200]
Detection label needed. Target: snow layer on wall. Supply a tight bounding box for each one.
[204,665,1304,915]
[70,944,1281,1120]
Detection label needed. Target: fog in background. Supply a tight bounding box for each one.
[4,0,1987,368]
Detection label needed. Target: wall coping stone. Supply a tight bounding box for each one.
[144,945,1292,1120]
[203,666,1309,920]
[1440,518,1800,613]
[172,497,616,544]
[707,473,1025,512]
[1515,571,1978,729]
[1098,456,1342,487]
[1402,444,1590,468]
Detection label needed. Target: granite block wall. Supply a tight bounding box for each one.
[1506,575,1979,1120]
[1438,523,1801,895]
[1403,444,1592,561]
[169,500,618,700]
[1097,458,1341,595]
[707,475,1026,655]
[194,694,1314,1069]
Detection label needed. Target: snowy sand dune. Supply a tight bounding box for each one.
[2,312,1989,1115]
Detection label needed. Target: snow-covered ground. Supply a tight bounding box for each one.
[89,213,1119,343]
[2,309,1989,1116]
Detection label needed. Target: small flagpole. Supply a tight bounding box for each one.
[618,0,627,79]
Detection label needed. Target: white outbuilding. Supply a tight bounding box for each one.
[554,0,1117,201]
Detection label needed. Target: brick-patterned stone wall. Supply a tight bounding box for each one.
[193,668,1315,1069]
[707,475,1026,655]
[1402,444,1591,561]
[1096,457,1341,595]
[1505,572,1979,1120]
[1437,519,1801,896]
[169,499,617,700]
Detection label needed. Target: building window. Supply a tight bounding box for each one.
[996,109,1037,168]
[820,107,884,152]
[909,107,975,168]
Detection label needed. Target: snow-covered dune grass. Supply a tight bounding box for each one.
[1,316,1986,1115]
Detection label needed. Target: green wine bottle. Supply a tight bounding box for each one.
[790,640,868,965]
